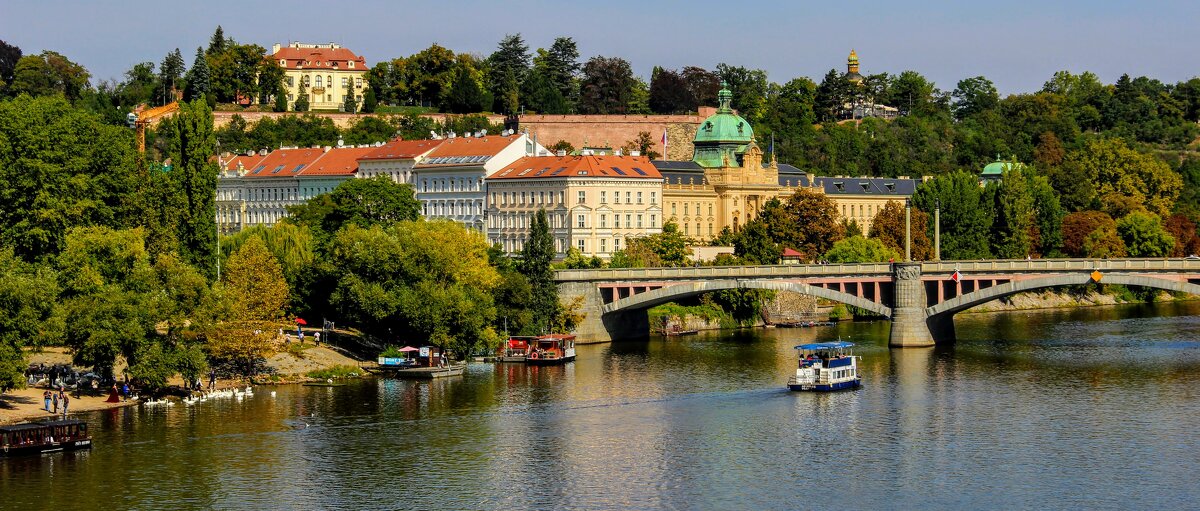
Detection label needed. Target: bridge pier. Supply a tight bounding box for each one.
[558,281,649,344]
[888,263,936,348]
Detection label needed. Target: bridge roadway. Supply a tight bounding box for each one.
[554,258,1200,347]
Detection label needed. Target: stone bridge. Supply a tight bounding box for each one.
[555,259,1200,347]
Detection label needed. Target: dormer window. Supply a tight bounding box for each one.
[859,182,870,192]
[885,183,896,192]
[704,121,713,132]
[834,181,845,192]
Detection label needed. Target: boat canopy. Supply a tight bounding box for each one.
[794,341,855,350]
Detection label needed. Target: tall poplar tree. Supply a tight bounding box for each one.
[521,209,558,333]
[163,99,219,279]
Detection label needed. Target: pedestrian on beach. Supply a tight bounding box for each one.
[52,391,59,413]
[208,369,216,391]
[314,332,321,346]
[61,392,69,416]
[43,390,52,411]
[121,382,130,401]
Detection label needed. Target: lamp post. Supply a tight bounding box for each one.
[934,198,941,262]
[904,198,912,262]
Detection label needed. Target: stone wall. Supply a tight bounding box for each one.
[762,291,822,324]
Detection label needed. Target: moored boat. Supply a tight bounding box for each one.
[367,346,465,379]
[0,419,91,457]
[498,336,535,362]
[787,341,862,392]
[525,334,576,365]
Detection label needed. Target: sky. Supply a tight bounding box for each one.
[3,0,1198,95]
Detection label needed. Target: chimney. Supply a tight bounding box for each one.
[631,150,641,157]
[272,43,281,54]
[555,150,566,157]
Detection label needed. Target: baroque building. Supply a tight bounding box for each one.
[655,84,918,242]
[271,42,368,111]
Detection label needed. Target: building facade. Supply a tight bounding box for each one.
[655,84,918,243]
[486,155,664,257]
[357,139,444,184]
[413,134,547,231]
[216,145,374,233]
[271,42,367,111]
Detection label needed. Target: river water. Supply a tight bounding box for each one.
[4,303,1200,510]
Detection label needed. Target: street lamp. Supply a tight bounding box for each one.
[934,198,941,262]
[904,198,912,262]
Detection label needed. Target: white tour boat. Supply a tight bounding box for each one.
[788,341,862,392]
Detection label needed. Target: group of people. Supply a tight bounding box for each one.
[281,328,321,346]
[41,388,70,416]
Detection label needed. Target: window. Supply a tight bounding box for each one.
[614,215,621,228]
[684,224,689,235]
[356,77,363,88]
[342,77,349,87]
[625,191,632,204]
[614,238,621,251]
[651,214,656,228]
[684,203,689,216]
[578,239,585,251]
[601,191,607,203]
[651,191,657,204]
[600,239,607,252]
[577,214,585,228]
[521,192,527,204]
[600,214,607,228]
[637,191,643,204]
[315,75,323,87]
[539,191,545,204]
[578,190,586,204]
[637,214,643,228]
[287,76,294,86]
[625,214,631,227]
[708,204,713,216]
[672,203,677,216]
[709,223,714,235]
[491,192,497,205]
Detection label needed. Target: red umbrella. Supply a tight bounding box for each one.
[295,318,308,325]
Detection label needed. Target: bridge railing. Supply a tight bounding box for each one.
[555,263,893,282]
[555,258,1200,282]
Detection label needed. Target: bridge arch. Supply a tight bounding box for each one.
[927,273,1200,317]
[603,279,893,317]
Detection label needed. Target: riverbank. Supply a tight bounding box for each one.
[0,387,137,425]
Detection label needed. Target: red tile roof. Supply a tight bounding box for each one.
[222,153,266,172]
[781,248,805,257]
[358,138,444,161]
[241,148,328,178]
[488,155,663,180]
[271,45,366,70]
[416,135,523,166]
[300,146,375,176]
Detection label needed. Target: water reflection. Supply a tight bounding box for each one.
[3,303,1200,509]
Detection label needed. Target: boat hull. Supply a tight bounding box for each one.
[497,356,527,363]
[368,365,465,379]
[525,355,575,366]
[787,378,862,392]
[1,439,92,457]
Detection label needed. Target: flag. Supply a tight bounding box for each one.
[950,270,961,282]
[661,129,668,158]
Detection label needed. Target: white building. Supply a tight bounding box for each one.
[413,133,547,231]
[356,138,443,184]
[486,154,665,257]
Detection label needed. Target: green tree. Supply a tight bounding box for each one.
[537,37,580,106]
[361,87,378,113]
[443,65,486,113]
[868,201,932,261]
[0,250,60,392]
[822,236,901,263]
[286,176,421,242]
[0,39,21,94]
[207,25,230,56]
[10,51,91,101]
[911,171,993,259]
[1062,211,1115,257]
[0,95,139,261]
[342,92,358,113]
[952,76,1000,120]
[1083,223,1127,258]
[273,84,287,112]
[1064,138,1181,218]
[990,167,1035,258]
[159,48,186,104]
[623,221,693,267]
[773,189,843,259]
[220,236,289,321]
[578,56,635,114]
[126,342,175,394]
[521,210,559,333]
[521,68,568,114]
[184,47,210,102]
[1116,211,1175,257]
[162,99,220,279]
[715,64,769,122]
[487,34,530,113]
[732,219,781,264]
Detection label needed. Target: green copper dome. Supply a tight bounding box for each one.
[693,83,753,168]
[982,155,1024,178]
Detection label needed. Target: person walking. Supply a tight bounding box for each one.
[43,390,52,412]
[208,369,216,391]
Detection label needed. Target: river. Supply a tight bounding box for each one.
[4,302,1200,510]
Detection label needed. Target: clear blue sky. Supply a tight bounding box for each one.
[3,0,1197,94]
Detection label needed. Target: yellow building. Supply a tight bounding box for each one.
[655,83,918,243]
[271,42,367,111]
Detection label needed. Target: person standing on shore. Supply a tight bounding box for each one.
[51,391,58,414]
[60,391,69,416]
[208,369,216,391]
[43,390,51,411]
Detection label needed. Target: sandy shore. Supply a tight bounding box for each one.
[0,387,137,425]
